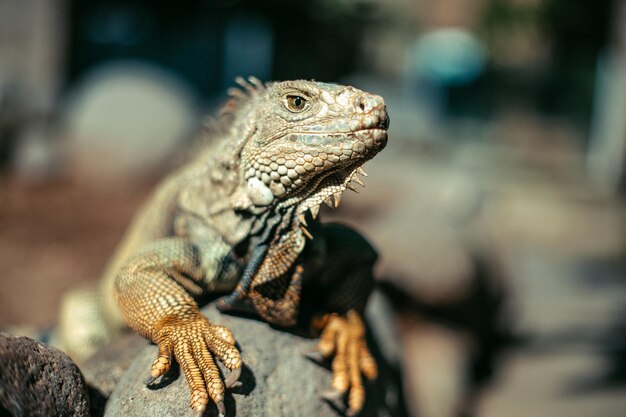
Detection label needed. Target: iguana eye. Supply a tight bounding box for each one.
[286,95,307,112]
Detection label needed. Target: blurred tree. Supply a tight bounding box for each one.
[448,0,614,132]
[67,0,372,97]
[538,0,613,129]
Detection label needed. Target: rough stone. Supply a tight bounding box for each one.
[104,304,405,417]
[0,333,90,417]
[81,332,149,415]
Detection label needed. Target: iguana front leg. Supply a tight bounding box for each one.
[217,224,306,327]
[114,237,242,416]
[314,310,378,415]
[306,223,379,416]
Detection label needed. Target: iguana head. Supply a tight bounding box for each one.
[223,77,388,224]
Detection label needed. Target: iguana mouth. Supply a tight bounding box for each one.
[290,126,386,233]
[241,80,388,225]
[294,162,369,231]
[290,166,365,238]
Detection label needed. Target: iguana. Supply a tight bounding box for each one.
[58,77,389,416]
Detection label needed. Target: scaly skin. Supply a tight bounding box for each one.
[65,77,389,416]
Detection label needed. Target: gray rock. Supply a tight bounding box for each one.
[104,305,404,417]
[0,333,91,417]
[81,332,149,415]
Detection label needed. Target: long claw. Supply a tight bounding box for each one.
[321,389,343,401]
[346,407,359,417]
[321,389,347,414]
[217,400,226,417]
[144,374,159,386]
[224,366,242,388]
[305,351,327,365]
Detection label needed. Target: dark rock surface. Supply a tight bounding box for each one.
[0,333,90,417]
[103,304,405,417]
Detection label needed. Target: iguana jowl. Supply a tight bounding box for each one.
[97,78,388,416]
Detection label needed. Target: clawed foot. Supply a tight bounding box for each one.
[308,310,378,416]
[145,315,242,417]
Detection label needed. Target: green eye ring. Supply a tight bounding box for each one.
[285,95,307,112]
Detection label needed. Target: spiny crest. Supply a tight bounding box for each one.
[201,75,266,150]
[198,76,267,186]
[229,76,266,98]
[220,76,266,118]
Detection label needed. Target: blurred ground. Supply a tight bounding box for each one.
[0,178,151,328]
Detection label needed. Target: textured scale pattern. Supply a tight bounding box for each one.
[247,227,305,325]
[82,77,390,416]
[114,238,243,415]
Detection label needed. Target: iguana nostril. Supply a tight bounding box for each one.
[355,96,369,113]
[355,95,386,117]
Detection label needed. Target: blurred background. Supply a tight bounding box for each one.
[1,0,626,416]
